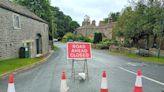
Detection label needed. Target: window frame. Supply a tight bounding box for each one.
[13,14,21,29]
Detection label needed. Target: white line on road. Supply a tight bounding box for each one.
[126,63,137,66]
[119,67,164,86]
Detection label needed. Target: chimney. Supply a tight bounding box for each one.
[91,20,96,26]
[82,15,90,26]
[99,21,104,26]
[108,18,112,24]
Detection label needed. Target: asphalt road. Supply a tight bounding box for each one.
[0,42,164,92]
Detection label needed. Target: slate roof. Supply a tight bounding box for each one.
[0,0,47,24]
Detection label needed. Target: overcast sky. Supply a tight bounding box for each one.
[51,0,129,25]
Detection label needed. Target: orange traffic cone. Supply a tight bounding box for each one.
[7,73,16,92]
[100,71,108,92]
[60,71,69,92]
[134,68,143,92]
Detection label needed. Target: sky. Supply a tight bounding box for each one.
[51,0,129,25]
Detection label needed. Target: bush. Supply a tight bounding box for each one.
[62,32,74,42]
[96,43,109,49]
[62,33,92,43]
[93,32,102,43]
[110,40,118,46]
[52,45,58,50]
[94,39,119,49]
[84,37,92,42]
[124,39,131,47]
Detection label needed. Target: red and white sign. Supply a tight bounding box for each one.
[67,42,92,59]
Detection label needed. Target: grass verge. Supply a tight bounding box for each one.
[0,58,41,75]
[111,51,164,64]
[53,45,59,50]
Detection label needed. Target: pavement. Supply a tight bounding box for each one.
[0,42,164,92]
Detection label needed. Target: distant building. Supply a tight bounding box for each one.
[0,0,49,60]
[75,15,115,39]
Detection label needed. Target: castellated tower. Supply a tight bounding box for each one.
[82,15,90,26]
[91,20,96,26]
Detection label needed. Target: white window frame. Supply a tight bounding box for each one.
[13,14,21,29]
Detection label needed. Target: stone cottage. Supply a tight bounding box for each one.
[0,0,49,60]
[75,15,115,39]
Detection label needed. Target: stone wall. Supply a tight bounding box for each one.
[76,25,113,40]
[0,8,49,60]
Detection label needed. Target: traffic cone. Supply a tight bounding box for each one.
[7,73,16,92]
[134,68,143,92]
[60,71,69,92]
[100,71,108,92]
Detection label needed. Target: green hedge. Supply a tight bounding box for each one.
[93,32,102,43]
[62,32,92,43]
[94,39,118,49]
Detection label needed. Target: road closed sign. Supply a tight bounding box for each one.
[67,42,92,59]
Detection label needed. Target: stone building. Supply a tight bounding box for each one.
[0,0,49,60]
[75,15,115,39]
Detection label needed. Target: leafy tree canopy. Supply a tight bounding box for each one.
[114,0,164,48]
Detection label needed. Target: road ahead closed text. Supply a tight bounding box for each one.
[67,42,91,59]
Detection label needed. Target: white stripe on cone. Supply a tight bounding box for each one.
[60,72,69,92]
[101,78,108,89]
[60,80,69,92]
[135,76,142,87]
[7,83,15,92]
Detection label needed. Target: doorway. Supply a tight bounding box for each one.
[36,34,42,54]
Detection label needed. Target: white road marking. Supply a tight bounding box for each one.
[126,63,137,66]
[119,67,164,86]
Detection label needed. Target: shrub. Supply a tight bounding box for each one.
[94,39,119,49]
[62,32,74,42]
[52,45,58,50]
[93,32,102,43]
[76,35,92,42]
[62,33,92,43]
[110,40,118,46]
[96,43,108,49]
[76,35,85,41]
[84,37,92,42]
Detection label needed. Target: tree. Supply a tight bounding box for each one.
[114,0,164,50]
[51,6,80,38]
[70,21,80,33]
[103,12,120,23]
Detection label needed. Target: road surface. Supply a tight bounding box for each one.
[0,42,164,92]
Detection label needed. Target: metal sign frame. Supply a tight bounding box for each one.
[71,59,89,80]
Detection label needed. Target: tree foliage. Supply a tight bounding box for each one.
[51,7,80,38]
[114,0,164,48]
[103,12,120,23]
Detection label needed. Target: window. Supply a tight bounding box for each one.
[13,14,21,29]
